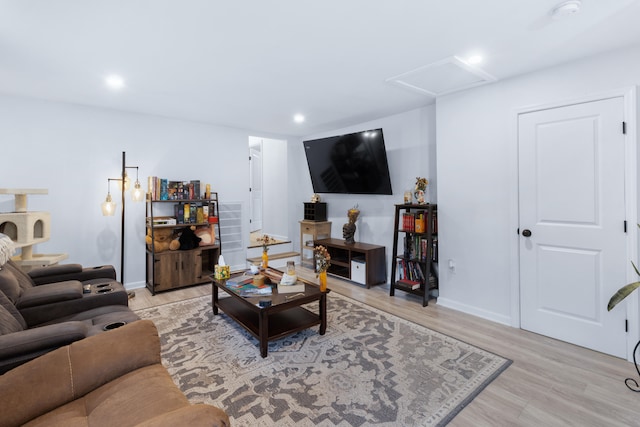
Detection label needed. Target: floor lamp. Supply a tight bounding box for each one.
[101,151,143,296]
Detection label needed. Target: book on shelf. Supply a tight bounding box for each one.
[174,204,184,224]
[396,259,425,283]
[431,237,438,262]
[177,181,185,199]
[432,210,438,233]
[414,211,426,233]
[168,181,179,200]
[189,204,197,223]
[160,179,169,200]
[196,205,204,223]
[397,279,420,290]
[402,212,415,232]
[183,203,190,223]
[191,180,201,199]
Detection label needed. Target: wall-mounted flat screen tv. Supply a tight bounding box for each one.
[302,128,393,195]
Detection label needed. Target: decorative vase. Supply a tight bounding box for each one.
[318,270,327,292]
[414,189,425,204]
[262,250,268,269]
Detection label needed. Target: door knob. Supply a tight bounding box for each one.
[522,229,532,237]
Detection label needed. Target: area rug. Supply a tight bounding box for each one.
[136,293,511,426]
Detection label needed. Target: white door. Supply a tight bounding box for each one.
[519,97,628,358]
[249,145,263,232]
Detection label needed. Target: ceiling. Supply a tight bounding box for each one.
[1,0,639,137]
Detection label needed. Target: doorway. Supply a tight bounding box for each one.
[518,93,634,358]
[248,136,289,245]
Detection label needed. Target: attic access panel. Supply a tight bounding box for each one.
[386,56,497,97]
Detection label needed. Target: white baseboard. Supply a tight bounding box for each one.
[436,297,512,326]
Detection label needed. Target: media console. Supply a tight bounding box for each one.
[313,238,386,288]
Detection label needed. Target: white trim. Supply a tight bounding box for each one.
[511,87,638,361]
[437,298,511,326]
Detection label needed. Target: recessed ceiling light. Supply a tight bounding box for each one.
[551,0,581,20]
[466,55,483,65]
[105,74,125,90]
[293,114,305,123]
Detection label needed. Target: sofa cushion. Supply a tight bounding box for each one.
[0,267,21,303]
[25,365,191,427]
[0,321,88,360]
[0,290,26,333]
[16,281,83,309]
[5,260,35,292]
[0,301,23,335]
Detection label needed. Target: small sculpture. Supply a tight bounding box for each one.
[342,206,360,245]
[311,193,321,203]
[414,177,428,205]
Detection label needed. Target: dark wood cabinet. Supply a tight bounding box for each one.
[145,192,221,295]
[313,238,386,288]
[147,247,211,292]
[390,203,438,306]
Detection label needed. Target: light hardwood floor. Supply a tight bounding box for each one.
[128,267,639,426]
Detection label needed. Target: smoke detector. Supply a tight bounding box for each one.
[551,1,582,20]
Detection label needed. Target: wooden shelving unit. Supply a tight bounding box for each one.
[145,192,221,295]
[390,203,438,306]
[314,237,386,288]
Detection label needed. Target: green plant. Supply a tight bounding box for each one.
[608,261,640,311]
[608,223,640,311]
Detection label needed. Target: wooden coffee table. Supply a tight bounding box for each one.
[211,268,328,357]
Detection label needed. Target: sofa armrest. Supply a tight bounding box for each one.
[0,320,159,427]
[0,321,88,374]
[135,405,231,427]
[29,265,117,285]
[16,280,83,309]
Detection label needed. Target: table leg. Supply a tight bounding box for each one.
[259,310,268,357]
[212,283,219,315]
[319,292,327,335]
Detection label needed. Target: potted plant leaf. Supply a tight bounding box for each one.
[608,245,640,392]
[607,262,640,312]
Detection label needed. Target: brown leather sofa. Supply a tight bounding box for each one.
[0,319,230,427]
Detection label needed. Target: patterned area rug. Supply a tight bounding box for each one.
[136,293,511,426]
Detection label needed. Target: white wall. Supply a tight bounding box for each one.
[0,94,288,287]
[289,105,437,276]
[436,45,640,325]
[261,137,288,240]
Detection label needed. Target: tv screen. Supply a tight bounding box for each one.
[303,128,393,195]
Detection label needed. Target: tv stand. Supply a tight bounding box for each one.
[313,238,386,288]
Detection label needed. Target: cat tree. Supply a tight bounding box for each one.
[0,188,67,270]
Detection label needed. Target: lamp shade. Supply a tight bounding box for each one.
[101,193,116,216]
[132,180,143,202]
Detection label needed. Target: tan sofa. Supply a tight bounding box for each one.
[0,319,229,427]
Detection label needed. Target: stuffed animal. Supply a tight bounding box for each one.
[195,225,215,246]
[178,226,202,250]
[145,228,180,253]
